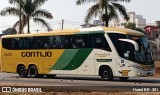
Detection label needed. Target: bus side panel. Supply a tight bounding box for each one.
[93,49,117,76]
[19,49,64,74]
[1,49,65,74]
[1,48,16,73]
[1,58,15,73]
[77,58,95,75]
[49,49,93,75]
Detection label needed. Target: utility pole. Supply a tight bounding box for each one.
[19,0,22,34]
[62,19,64,30]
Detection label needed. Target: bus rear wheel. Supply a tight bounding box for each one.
[100,67,113,81]
[17,65,28,77]
[119,77,129,81]
[28,65,38,78]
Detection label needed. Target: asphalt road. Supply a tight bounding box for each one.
[0,72,159,87]
[0,72,159,93]
[0,72,160,92]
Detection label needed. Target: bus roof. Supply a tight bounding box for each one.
[103,27,146,36]
[1,27,145,38]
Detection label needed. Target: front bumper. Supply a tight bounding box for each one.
[135,69,155,77]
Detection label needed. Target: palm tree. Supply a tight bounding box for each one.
[76,0,130,27]
[0,0,53,34]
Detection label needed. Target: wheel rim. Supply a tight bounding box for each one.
[19,67,26,76]
[19,69,25,75]
[103,70,109,78]
[29,66,37,77]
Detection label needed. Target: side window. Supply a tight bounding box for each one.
[61,35,73,49]
[41,36,49,49]
[108,33,135,58]
[2,38,19,50]
[48,36,56,48]
[2,38,13,49]
[72,34,90,48]
[19,37,30,49]
[48,35,69,49]
[12,38,20,49]
[28,37,37,49]
[2,35,91,50]
[55,36,62,48]
[108,33,127,45]
[19,37,47,50]
[37,37,44,49]
[91,34,111,51]
[48,35,75,49]
[43,36,50,49]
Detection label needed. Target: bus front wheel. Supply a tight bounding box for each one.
[28,65,38,78]
[100,67,113,81]
[18,65,28,77]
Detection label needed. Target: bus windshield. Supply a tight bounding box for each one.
[108,33,154,65]
[128,36,153,65]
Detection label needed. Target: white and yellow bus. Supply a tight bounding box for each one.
[0,27,155,81]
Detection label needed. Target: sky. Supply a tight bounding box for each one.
[0,0,159,33]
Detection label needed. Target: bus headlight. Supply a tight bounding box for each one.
[138,73,141,76]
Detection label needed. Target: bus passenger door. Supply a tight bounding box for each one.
[116,40,134,77]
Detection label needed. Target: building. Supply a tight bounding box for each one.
[81,12,146,29]
[144,25,159,37]
[81,20,104,28]
[109,12,146,29]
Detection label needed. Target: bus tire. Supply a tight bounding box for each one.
[28,65,38,78]
[119,77,129,81]
[46,74,56,78]
[17,65,28,77]
[100,67,113,81]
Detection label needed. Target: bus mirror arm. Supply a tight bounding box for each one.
[118,39,139,51]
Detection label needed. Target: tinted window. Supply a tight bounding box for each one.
[108,33,134,58]
[2,34,111,51]
[48,35,73,49]
[2,38,13,50]
[91,34,111,51]
[72,35,90,48]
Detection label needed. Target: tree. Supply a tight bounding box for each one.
[124,22,136,29]
[0,0,53,34]
[124,22,146,34]
[76,0,130,27]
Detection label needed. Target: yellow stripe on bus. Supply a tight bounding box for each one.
[1,49,65,74]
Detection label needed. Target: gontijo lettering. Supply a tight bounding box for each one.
[21,51,52,57]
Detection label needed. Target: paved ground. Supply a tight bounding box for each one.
[0,72,159,94]
[0,72,159,86]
